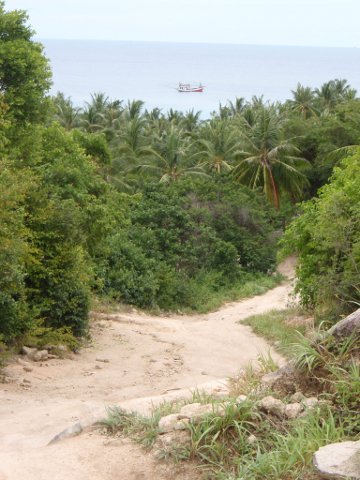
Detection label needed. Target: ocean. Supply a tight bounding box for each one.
[42,39,360,118]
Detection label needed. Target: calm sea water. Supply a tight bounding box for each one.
[42,40,360,118]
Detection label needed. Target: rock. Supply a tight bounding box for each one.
[303,397,320,410]
[261,370,284,386]
[328,308,360,340]
[179,403,201,417]
[313,440,360,479]
[261,361,298,393]
[179,403,216,422]
[47,354,58,360]
[259,396,285,418]
[21,346,37,359]
[158,414,182,433]
[96,358,110,363]
[48,421,83,445]
[247,434,257,445]
[236,395,247,403]
[284,402,303,419]
[33,350,49,362]
[290,392,305,403]
[17,358,29,366]
[56,344,68,352]
[22,378,31,384]
[23,366,33,373]
[211,385,230,399]
[157,430,191,449]
[174,418,190,431]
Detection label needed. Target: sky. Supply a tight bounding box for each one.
[8,0,360,48]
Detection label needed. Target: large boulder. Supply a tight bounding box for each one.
[313,440,360,479]
[328,308,360,339]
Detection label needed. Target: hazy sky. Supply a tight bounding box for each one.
[9,0,360,47]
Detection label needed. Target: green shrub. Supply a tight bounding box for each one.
[281,153,360,320]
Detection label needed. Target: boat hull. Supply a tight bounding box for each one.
[178,87,203,93]
[177,83,204,93]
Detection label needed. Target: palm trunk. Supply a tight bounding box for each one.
[268,166,280,209]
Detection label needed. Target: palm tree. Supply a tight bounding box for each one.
[52,92,80,130]
[137,127,208,183]
[289,83,317,118]
[232,106,309,208]
[124,99,145,120]
[314,79,356,113]
[227,97,246,117]
[194,120,238,174]
[181,109,202,133]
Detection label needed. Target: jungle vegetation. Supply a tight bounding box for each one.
[1,1,360,345]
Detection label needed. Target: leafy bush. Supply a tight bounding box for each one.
[102,178,279,311]
[282,153,360,320]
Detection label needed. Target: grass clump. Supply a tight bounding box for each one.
[242,308,309,355]
[235,407,346,480]
[102,400,186,448]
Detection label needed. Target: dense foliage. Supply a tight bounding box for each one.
[102,178,279,310]
[1,2,360,343]
[282,153,360,320]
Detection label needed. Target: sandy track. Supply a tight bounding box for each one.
[0,258,295,479]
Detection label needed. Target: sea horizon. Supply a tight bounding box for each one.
[41,39,360,118]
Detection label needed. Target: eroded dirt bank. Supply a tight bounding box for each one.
[0,259,295,480]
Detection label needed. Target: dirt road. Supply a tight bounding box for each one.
[0,259,295,480]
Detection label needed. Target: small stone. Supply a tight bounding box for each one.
[95,365,102,370]
[56,345,68,352]
[158,414,181,433]
[47,354,58,360]
[33,350,48,362]
[157,430,191,449]
[23,366,33,373]
[22,378,31,384]
[96,358,110,363]
[259,396,285,418]
[313,440,360,479]
[247,434,257,445]
[48,422,83,445]
[290,392,305,403]
[236,395,247,403]
[201,371,208,375]
[17,358,29,366]
[21,346,38,359]
[211,385,230,399]
[284,402,303,419]
[303,397,320,410]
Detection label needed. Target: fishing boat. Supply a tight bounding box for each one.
[177,82,204,93]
